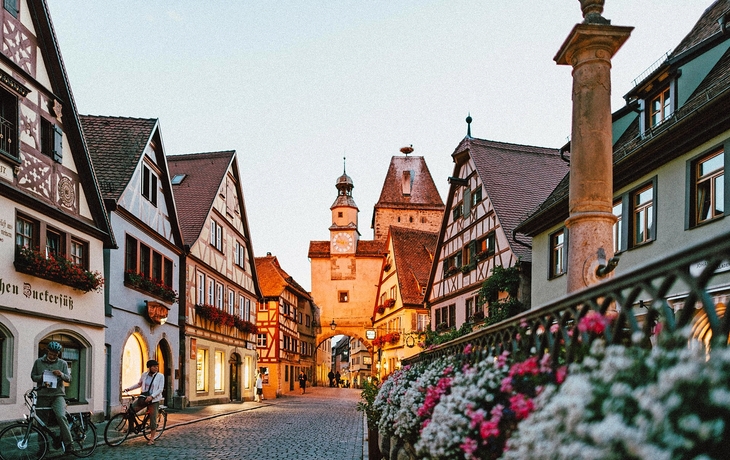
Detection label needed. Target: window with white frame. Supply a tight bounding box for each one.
[549,228,566,279]
[632,183,655,246]
[210,220,222,251]
[216,283,224,309]
[207,279,215,305]
[257,333,267,348]
[214,351,224,391]
[691,149,724,226]
[417,313,429,331]
[613,201,624,254]
[141,163,158,206]
[228,289,235,315]
[234,241,246,269]
[197,272,205,305]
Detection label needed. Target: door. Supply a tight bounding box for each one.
[229,354,240,401]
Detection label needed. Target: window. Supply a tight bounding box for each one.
[40,118,62,163]
[478,232,495,258]
[141,164,158,206]
[125,235,173,287]
[196,349,208,392]
[39,334,87,403]
[214,351,224,391]
[691,149,724,226]
[442,252,462,274]
[0,86,18,159]
[228,289,235,315]
[207,279,214,305]
[417,313,429,331]
[16,214,90,271]
[338,291,349,303]
[245,298,251,321]
[549,228,566,278]
[170,174,186,185]
[471,186,483,207]
[257,334,267,348]
[435,304,456,329]
[462,240,476,268]
[259,300,267,311]
[210,221,222,251]
[465,297,475,319]
[389,286,396,301]
[613,201,624,253]
[452,202,463,220]
[234,241,246,269]
[649,87,671,128]
[197,272,205,304]
[306,314,311,327]
[4,0,18,17]
[632,184,655,246]
[216,283,223,309]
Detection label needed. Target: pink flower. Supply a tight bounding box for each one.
[509,394,535,420]
[496,351,510,367]
[550,323,560,334]
[464,343,473,355]
[578,310,610,335]
[556,365,568,384]
[479,420,500,439]
[461,437,478,457]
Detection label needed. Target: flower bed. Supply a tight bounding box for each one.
[364,312,730,460]
[14,246,104,293]
[124,270,178,303]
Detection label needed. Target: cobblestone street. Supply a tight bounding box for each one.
[49,387,364,460]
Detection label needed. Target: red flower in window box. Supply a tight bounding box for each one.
[14,246,104,293]
[385,298,396,309]
[124,270,178,303]
[376,305,386,315]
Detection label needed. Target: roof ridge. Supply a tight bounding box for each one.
[80,114,157,122]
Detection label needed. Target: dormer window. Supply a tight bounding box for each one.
[649,87,671,127]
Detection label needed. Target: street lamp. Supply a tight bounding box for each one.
[330,319,337,330]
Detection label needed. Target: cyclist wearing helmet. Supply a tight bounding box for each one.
[30,341,74,452]
[125,359,164,445]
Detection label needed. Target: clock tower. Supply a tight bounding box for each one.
[329,166,359,254]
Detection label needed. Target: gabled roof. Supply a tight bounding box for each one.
[374,156,444,210]
[670,0,730,58]
[517,1,730,236]
[80,115,157,201]
[22,1,114,247]
[255,255,311,300]
[167,151,234,245]
[456,138,569,261]
[390,226,437,306]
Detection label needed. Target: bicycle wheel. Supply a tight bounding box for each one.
[0,423,49,460]
[70,419,97,457]
[143,409,167,441]
[103,413,129,447]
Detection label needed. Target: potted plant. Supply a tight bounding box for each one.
[14,246,104,293]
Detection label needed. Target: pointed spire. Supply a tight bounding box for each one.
[343,156,347,175]
[466,113,473,138]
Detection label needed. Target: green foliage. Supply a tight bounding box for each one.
[356,379,381,430]
[423,322,473,347]
[477,265,525,326]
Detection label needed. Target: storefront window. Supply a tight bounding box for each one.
[214,351,224,391]
[38,334,86,403]
[196,349,208,392]
[122,334,144,393]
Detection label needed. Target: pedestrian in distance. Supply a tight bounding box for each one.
[298,370,307,394]
[255,373,264,402]
[30,341,75,453]
[335,371,341,388]
[328,370,335,387]
[124,359,164,445]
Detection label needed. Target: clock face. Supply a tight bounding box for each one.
[332,232,354,252]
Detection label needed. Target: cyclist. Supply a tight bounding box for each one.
[30,341,74,453]
[124,359,164,445]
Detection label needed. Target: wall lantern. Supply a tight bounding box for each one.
[330,319,337,330]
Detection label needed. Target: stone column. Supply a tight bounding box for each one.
[554,1,632,293]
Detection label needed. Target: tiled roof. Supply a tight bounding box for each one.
[80,115,157,201]
[457,138,569,261]
[307,239,387,258]
[374,156,444,210]
[390,227,437,306]
[670,0,729,58]
[168,151,234,245]
[517,3,730,235]
[255,255,311,299]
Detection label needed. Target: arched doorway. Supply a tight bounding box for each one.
[156,340,172,404]
[229,353,241,401]
[39,333,89,404]
[121,334,145,395]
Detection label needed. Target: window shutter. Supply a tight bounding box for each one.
[463,188,471,215]
[411,312,416,329]
[52,124,63,163]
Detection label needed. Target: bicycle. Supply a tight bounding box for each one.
[103,390,167,447]
[0,388,97,459]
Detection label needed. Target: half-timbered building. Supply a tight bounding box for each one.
[255,254,317,398]
[0,0,115,423]
[425,133,569,331]
[80,115,185,414]
[168,151,260,405]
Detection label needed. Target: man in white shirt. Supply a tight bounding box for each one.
[125,359,164,445]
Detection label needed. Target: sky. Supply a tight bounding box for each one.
[46,0,712,292]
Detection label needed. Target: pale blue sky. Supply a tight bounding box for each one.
[47,0,710,291]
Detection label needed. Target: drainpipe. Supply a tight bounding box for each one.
[554,0,632,292]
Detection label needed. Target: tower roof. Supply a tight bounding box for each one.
[374,155,444,210]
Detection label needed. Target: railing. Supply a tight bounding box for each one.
[405,228,730,367]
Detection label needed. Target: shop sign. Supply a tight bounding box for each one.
[146,300,170,325]
[690,259,730,277]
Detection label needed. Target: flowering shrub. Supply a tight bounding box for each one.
[385,298,396,308]
[195,304,257,334]
[124,270,178,303]
[373,364,421,439]
[372,332,400,347]
[504,328,730,460]
[14,246,104,293]
[393,356,457,444]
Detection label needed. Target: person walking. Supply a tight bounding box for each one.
[31,341,74,453]
[328,370,335,387]
[124,359,164,445]
[255,373,264,402]
[335,371,341,388]
[298,370,307,394]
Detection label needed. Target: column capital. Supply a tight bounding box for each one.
[554,24,633,67]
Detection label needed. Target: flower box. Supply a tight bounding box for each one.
[385,298,396,309]
[14,246,104,293]
[195,304,257,334]
[444,266,459,277]
[376,305,386,315]
[124,270,178,303]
